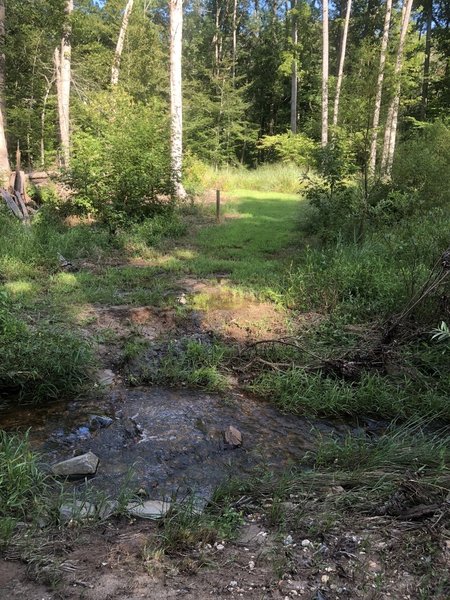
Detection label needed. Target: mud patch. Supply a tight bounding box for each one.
[179,279,292,342]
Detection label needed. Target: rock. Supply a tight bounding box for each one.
[89,415,113,430]
[51,452,99,478]
[60,500,96,523]
[126,500,171,520]
[224,425,242,447]
[97,369,115,386]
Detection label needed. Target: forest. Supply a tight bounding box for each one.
[0,0,450,598]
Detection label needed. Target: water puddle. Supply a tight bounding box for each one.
[0,387,344,502]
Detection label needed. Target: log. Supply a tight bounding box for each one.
[1,189,23,219]
[14,190,30,222]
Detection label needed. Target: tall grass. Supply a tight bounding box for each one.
[199,163,306,194]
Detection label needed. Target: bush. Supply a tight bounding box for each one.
[69,90,173,224]
[393,121,450,212]
[257,132,317,167]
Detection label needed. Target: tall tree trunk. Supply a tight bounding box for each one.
[111,0,134,86]
[368,0,392,175]
[321,0,329,146]
[380,0,413,178]
[56,0,72,168]
[332,0,352,127]
[290,0,298,133]
[170,0,186,198]
[213,1,221,77]
[232,0,238,83]
[40,75,54,168]
[420,0,432,119]
[0,0,10,179]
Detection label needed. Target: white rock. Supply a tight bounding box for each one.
[126,500,171,519]
[301,539,311,547]
[52,452,99,478]
[283,534,293,546]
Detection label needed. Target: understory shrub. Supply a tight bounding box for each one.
[70,90,173,223]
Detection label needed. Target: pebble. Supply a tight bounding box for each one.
[284,534,294,546]
[248,560,255,570]
[321,575,330,584]
[301,539,311,547]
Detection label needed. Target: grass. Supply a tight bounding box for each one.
[0,432,49,544]
[196,162,306,194]
[128,337,231,392]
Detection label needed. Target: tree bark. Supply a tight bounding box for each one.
[420,0,432,119]
[170,0,186,198]
[368,0,392,175]
[332,0,352,128]
[0,0,10,179]
[232,0,238,83]
[380,0,413,178]
[111,0,134,86]
[56,0,73,168]
[290,0,298,133]
[321,0,329,146]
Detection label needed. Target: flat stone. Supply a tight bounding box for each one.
[60,501,96,523]
[126,500,171,520]
[224,425,242,447]
[51,451,99,478]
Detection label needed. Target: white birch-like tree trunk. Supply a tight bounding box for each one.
[332,0,352,128]
[380,0,413,178]
[321,0,329,146]
[368,0,392,176]
[290,0,298,133]
[0,0,10,179]
[111,0,134,86]
[170,0,186,198]
[56,0,73,168]
[232,0,238,83]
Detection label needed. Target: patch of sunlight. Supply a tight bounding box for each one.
[189,287,250,311]
[174,249,196,260]
[4,280,35,296]
[0,257,38,280]
[52,272,80,292]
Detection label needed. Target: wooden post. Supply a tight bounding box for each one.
[216,189,221,222]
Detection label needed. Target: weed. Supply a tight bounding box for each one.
[0,432,49,542]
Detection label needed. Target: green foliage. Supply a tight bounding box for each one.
[0,291,94,401]
[0,432,48,543]
[137,338,230,392]
[70,90,173,223]
[392,121,450,212]
[257,133,317,167]
[200,163,305,194]
[251,354,450,420]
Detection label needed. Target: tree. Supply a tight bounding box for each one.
[111,0,135,86]
[332,0,352,127]
[56,0,73,168]
[368,0,393,175]
[170,0,186,198]
[0,0,10,178]
[420,0,433,119]
[321,0,329,146]
[380,0,414,178]
[291,0,298,133]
